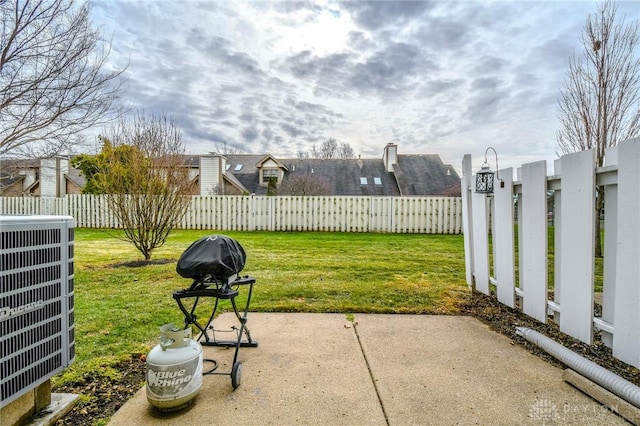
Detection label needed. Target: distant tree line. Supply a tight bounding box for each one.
[300,138,356,160]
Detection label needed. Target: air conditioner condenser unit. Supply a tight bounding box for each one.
[0,215,75,408]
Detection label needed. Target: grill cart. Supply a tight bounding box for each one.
[173,235,257,389]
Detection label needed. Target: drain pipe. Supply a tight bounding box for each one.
[515,327,640,408]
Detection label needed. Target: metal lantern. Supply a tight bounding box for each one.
[475,147,503,194]
[475,163,495,194]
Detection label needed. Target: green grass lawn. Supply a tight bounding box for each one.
[54,229,468,387]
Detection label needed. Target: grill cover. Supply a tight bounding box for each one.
[176,235,246,280]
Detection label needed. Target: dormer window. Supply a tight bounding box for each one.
[263,169,278,181]
[256,154,288,187]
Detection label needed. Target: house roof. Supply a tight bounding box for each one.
[3,150,460,197]
[224,153,459,196]
[222,172,248,193]
[225,156,400,196]
[65,167,86,189]
[0,173,24,190]
[224,155,266,194]
[226,155,266,173]
[283,159,400,196]
[256,154,288,171]
[393,155,460,196]
[0,158,38,192]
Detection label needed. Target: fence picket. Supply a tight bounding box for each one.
[493,167,515,308]
[559,150,595,344]
[519,160,548,322]
[613,138,640,367]
[471,192,490,295]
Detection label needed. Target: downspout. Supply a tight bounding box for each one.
[516,327,640,408]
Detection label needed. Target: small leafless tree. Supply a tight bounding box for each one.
[210,140,243,155]
[337,142,355,159]
[319,138,338,159]
[279,173,332,196]
[305,140,354,159]
[0,0,126,158]
[557,0,640,257]
[98,113,193,261]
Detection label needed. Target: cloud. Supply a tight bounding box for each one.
[342,1,435,30]
[241,126,260,141]
[87,0,640,172]
[349,42,433,95]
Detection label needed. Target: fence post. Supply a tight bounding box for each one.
[461,155,474,288]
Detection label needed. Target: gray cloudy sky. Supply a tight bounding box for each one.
[91,0,640,173]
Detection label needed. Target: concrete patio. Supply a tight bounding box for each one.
[108,313,630,425]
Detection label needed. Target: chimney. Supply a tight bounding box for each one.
[383,143,397,172]
[39,158,59,197]
[199,154,224,195]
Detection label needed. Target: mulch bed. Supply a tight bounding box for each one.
[52,354,147,426]
[457,291,640,386]
[49,291,639,425]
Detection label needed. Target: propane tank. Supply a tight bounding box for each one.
[146,324,203,411]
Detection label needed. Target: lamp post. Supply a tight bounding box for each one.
[475,147,503,194]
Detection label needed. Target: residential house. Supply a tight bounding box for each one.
[0,157,85,197]
[207,143,460,196]
[0,144,460,197]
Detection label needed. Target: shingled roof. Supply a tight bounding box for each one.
[393,155,460,196]
[224,154,266,194]
[281,159,399,196]
[6,146,460,197]
[224,150,460,196]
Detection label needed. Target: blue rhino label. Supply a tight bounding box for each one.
[147,355,203,399]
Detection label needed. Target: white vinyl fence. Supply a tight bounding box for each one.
[462,137,640,369]
[0,195,463,234]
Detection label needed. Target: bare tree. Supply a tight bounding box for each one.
[279,173,331,196]
[319,138,338,159]
[210,140,243,155]
[337,142,355,159]
[557,0,640,257]
[96,113,193,261]
[0,0,126,158]
[301,140,354,159]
